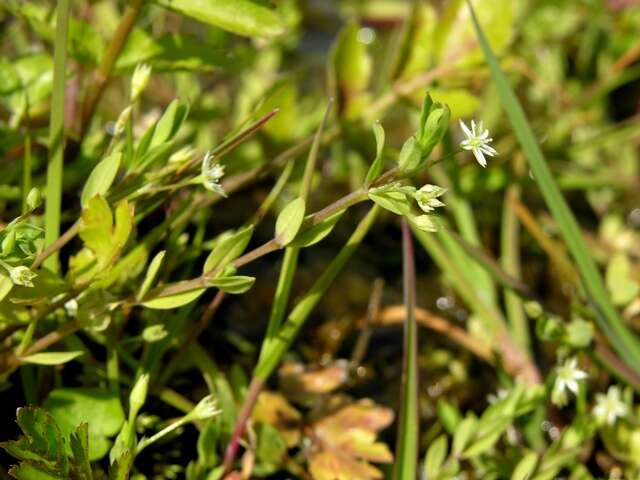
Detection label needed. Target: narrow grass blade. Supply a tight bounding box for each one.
[44,0,71,271]
[394,220,419,480]
[467,0,640,371]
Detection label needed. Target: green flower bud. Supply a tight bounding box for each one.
[26,187,42,211]
[169,146,195,164]
[416,94,450,160]
[129,373,150,419]
[142,324,167,343]
[2,230,16,256]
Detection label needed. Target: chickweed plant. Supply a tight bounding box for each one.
[1,0,640,479]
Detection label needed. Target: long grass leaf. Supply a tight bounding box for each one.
[466,0,640,371]
[394,220,419,479]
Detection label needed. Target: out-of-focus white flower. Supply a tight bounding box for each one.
[189,394,220,421]
[169,146,195,164]
[64,299,78,317]
[201,151,227,197]
[7,265,37,287]
[112,105,133,136]
[459,119,497,167]
[551,357,587,407]
[414,184,446,213]
[131,63,152,102]
[593,385,628,426]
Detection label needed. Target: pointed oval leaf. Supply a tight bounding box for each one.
[21,351,84,365]
[137,250,166,301]
[275,197,306,247]
[365,122,386,186]
[208,275,255,294]
[155,0,285,38]
[290,210,346,248]
[81,152,121,208]
[142,288,205,310]
[203,225,254,274]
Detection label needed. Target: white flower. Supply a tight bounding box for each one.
[414,184,446,213]
[189,394,220,421]
[593,386,628,426]
[459,119,497,167]
[552,357,587,406]
[64,299,78,317]
[201,151,227,197]
[8,265,37,288]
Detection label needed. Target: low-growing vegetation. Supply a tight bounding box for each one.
[1,0,639,479]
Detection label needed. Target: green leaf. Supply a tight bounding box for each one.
[330,22,372,118]
[155,0,285,38]
[397,136,421,173]
[80,152,121,209]
[8,464,61,480]
[203,225,254,274]
[78,197,134,270]
[275,197,306,247]
[137,250,166,301]
[364,122,385,186]
[290,211,345,248]
[606,253,639,306]
[43,388,125,461]
[424,435,448,479]
[21,351,84,365]
[208,275,255,294]
[467,0,640,372]
[511,451,538,480]
[149,98,189,149]
[452,416,477,455]
[142,287,205,310]
[69,423,93,480]
[255,423,286,466]
[368,186,414,216]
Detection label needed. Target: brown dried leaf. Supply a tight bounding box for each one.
[307,399,394,480]
[252,391,301,448]
[308,450,383,480]
[280,360,349,399]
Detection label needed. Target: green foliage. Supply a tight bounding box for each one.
[1,407,93,479]
[1,0,640,478]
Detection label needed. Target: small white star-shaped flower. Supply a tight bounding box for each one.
[201,151,227,197]
[459,119,497,167]
[552,357,588,407]
[593,385,628,426]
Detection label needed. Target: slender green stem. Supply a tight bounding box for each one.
[21,94,32,215]
[394,220,419,480]
[501,185,530,355]
[43,0,71,272]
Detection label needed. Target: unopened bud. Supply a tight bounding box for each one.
[129,373,150,418]
[26,187,42,211]
[131,64,152,103]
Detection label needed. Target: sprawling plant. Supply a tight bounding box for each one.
[1,0,639,479]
